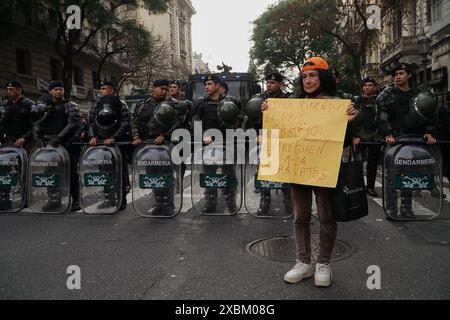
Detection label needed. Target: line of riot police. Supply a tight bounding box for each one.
[1,63,448,219]
[0,76,245,216]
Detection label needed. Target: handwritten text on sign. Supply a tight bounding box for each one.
[258,98,350,188]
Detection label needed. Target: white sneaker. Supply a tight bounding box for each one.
[315,263,333,287]
[283,261,314,284]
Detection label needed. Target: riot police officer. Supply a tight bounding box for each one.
[132,79,180,215]
[88,80,131,211]
[353,77,382,197]
[376,63,437,217]
[31,81,81,211]
[169,80,192,191]
[244,72,292,215]
[0,80,35,151]
[0,80,35,210]
[192,74,242,213]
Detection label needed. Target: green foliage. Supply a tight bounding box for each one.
[250,0,336,85]
[251,0,380,91]
[141,0,169,14]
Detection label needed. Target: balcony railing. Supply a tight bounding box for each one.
[380,36,419,62]
[15,74,39,94]
[71,85,88,100]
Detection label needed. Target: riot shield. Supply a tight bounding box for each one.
[191,144,243,215]
[245,145,292,218]
[79,145,122,214]
[28,145,71,214]
[383,134,442,221]
[0,146,28,213]
[132,144,181,218]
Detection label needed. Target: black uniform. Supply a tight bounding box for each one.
[32,99,81,211]
[169,97,193,191]
[0,96,34,209]
[192,93,243,213]
[133,96,180,140]
[88,95,132,210]
[133,96,180,215]
[354,95,382,195]
[0,96,34,150]
[376,86,434,216]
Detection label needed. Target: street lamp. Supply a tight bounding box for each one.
[417,36,431,90]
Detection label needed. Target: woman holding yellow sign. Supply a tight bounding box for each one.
[262,57,358,287]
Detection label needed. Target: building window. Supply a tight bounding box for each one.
[393,9,402,40]
[16,48,32,75]
[431,0,442,22]
[50,59,62,81]
[73,66,84,86]
[92,71,100,89]
[426,0,432,24]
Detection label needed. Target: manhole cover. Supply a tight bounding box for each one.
[246,235,353,263]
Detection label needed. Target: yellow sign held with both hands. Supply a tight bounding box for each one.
[258,98,350,188]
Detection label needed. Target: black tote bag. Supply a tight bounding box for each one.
[331,147,369,222]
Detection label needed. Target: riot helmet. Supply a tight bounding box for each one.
[96,103,117,130]
[173,100,188,118]
[218,100,239,125]
[96,95,121,130]
[155,102,177,128]
[244,97,264,123]
[404,92,437,129]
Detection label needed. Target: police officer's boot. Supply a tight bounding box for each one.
[160,188,175,216]
[119,184,127,211]
[203,189,217,213]
[97,186,116,209]
[149,192,164,215]
[257,190,271,215]
[0,191,12,210]
[70,187,80,212]
[226,189,237,212]
[385,181,398,217]
[282,188,292,214]
[42,189,62,211]
[400,193,414,218]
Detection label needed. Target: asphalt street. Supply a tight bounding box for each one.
[1,172,449,300]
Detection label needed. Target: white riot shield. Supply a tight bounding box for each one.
[383,134,442,221]
[245,146,292,218]
[79,146,122,214]
[28,145,71,214]
[132,144,181,218]
[191,144,243,215]
[0,146,28,213]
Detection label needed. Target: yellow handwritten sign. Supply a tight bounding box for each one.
[258,98,350,188]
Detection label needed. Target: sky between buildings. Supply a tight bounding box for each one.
[191,0,278,73]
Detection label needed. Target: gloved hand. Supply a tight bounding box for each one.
[49,137,60,147]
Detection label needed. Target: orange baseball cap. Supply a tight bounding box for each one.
[301,57,330,73]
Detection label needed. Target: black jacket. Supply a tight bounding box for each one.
[33,99,81,146]
[88,95,131,141]
[376,86,434,137]
[132,96,180,141]
[0,96,34,143]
